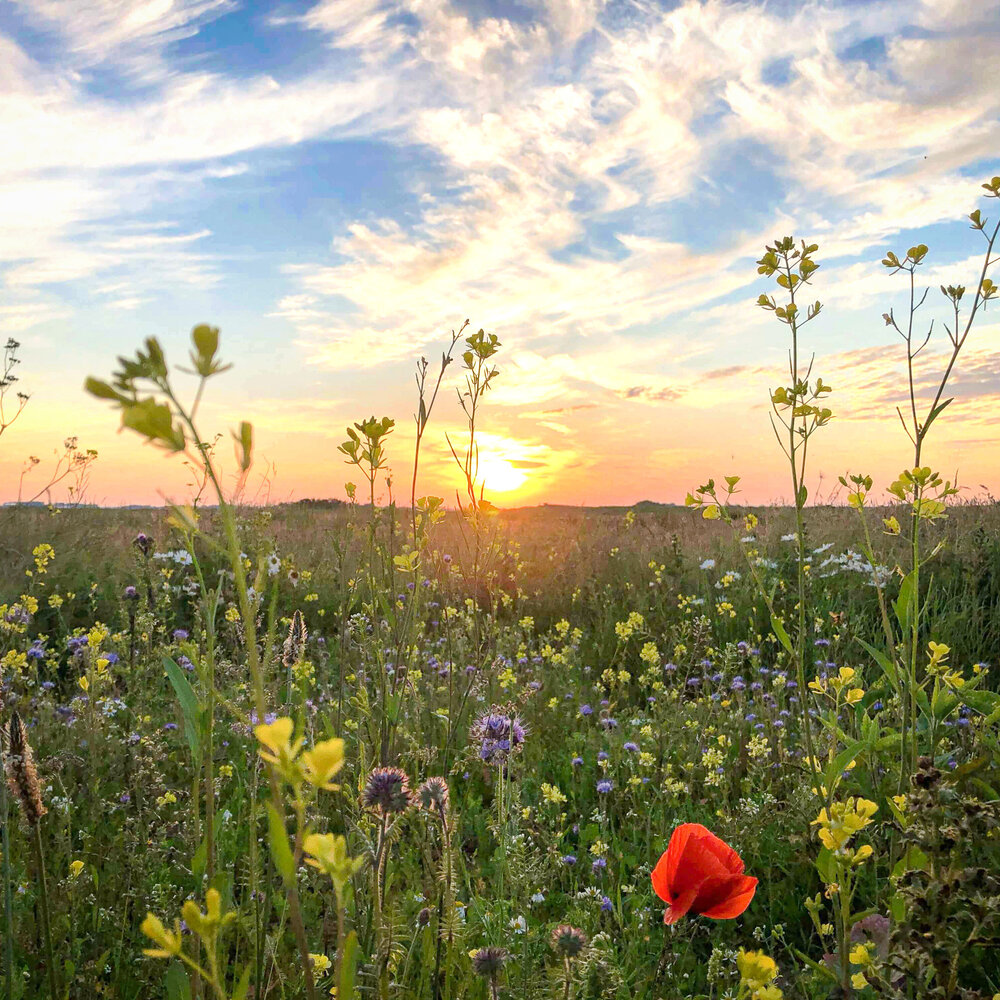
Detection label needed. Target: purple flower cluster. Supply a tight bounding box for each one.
[470,708,527,766]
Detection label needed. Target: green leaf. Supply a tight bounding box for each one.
[960,690,1000,717]
[796,483,808,507]
[922,397,953,436]
[163,656,203,764]
[192,834,208,880]
[339,931,360,1000]
[891,846,928,879]
[793,949,838,982]
[770,613,793,654]
[824,739,866,795]
[233,421,253,472]
[84,377,126,402]
[165,962,192,1000]
[894,568,917,631]
[815,847,835,884]
[232,964,253,1000]
[858,638,899,692]
[267,804,295,887]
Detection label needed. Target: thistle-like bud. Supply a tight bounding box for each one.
[471,946,509,980]
[282,610,308,670]
[6,713,46,825]
[362,766,413,816]
[551,924,588,958]
[416,776,450,817]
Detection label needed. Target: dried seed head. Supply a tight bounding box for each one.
[416,776,450,816]
[471,946,509,980]
[551,924,588,958]
[362,766,413,816]
[6,713,46,825]
[418,906,433,927]
[282,610,308,670]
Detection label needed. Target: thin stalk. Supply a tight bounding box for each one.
[30,824,58,1000]
[0,753,13,1000]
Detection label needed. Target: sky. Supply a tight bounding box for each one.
[1,0,998,508]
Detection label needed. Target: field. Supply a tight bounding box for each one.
[2,196,1000,1000]
[1,494,999,1000]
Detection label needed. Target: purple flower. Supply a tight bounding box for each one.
[596,780,613,794]
[600,896,613,912]
[470,708,527,766]
[623,742,639,753]
[580,704,593,716]
[561,854,577,865]
[172,629,189,641]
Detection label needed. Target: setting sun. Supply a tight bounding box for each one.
[477,455,528,494]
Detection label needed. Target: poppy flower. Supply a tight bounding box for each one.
[651,823,757,924]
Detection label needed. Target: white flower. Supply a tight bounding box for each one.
[509,915,527,934]
[266,553,280,576]
[530,892,545,904]
[700,558,716,570]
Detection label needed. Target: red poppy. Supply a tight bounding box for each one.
[651,823,757,924]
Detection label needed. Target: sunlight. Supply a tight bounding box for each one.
[476,455,528,493]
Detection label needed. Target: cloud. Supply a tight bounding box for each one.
[10,0,236,80]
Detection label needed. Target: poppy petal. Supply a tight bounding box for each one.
[650,849,674,903]
[695,828,746,875]
[652,823,707,903]
[663,882,701,924]
[669,829,733,899]
[698,875,758,919]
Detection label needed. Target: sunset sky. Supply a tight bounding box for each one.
[1,0,998,508]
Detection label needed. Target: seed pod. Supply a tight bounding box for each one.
[6,713,46,826]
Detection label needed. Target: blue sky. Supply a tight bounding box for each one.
[1,0,999,505]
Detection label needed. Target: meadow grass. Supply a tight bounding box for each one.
[2,179,1000,1000]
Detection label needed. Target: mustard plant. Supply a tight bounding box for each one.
[873,177,1000,774]
[86,327,329,1000]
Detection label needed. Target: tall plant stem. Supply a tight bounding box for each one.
[30,824,58,1000]
[0,755,13,1000]
[168,387,318,1000]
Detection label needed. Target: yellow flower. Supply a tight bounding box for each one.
[310,954,332,973]
[737,949,779,989]
[851,972,869,990]
[849,943,871,966]
[541,783,567,806]
[140,913,182,958]
[301,738,345,791]
[69,860,85,879]
[255,717,302,770]
[303,833,364,892]
[812,798,878,852]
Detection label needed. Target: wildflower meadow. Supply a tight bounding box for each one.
[2,179,1000,1000]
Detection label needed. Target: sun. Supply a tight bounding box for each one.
[477,455,528,493]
